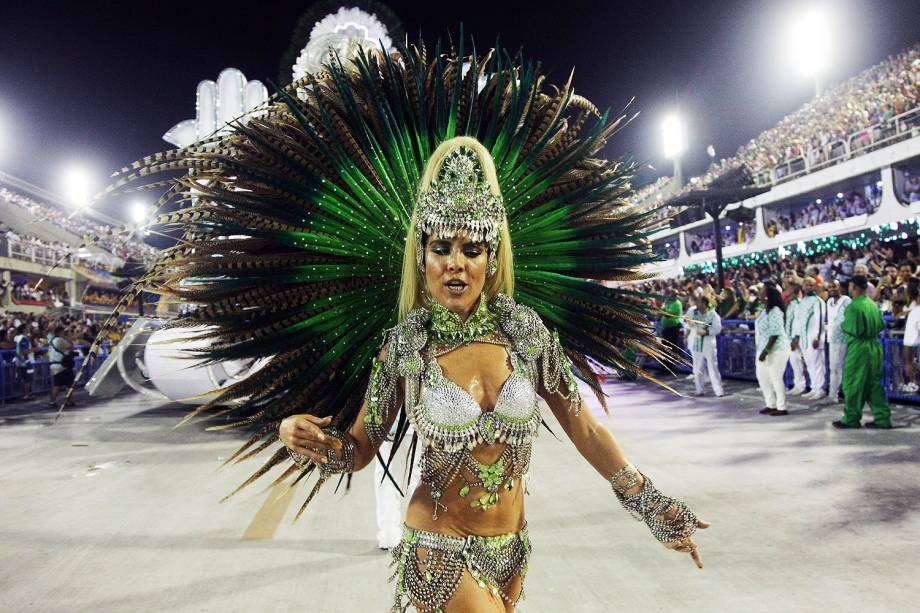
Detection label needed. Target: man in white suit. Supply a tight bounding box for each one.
[784,276,807,395]
[798,276,828,400]
[684,293,725,397]
[822,279,851,404]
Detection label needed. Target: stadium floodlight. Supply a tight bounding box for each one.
[62,165,93,208]
[661,114,687,160]
[787,5,832,95]
[662,114,687,188]
[130,200,150,225]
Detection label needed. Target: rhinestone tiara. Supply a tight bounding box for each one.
[414,146,505,244]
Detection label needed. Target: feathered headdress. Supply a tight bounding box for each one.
[69,34,674,510]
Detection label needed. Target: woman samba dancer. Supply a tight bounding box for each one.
[81,39,709,613]
[279,138,708,612]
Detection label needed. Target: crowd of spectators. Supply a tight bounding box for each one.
[0,187,158,263]
[685,222,754,255]
[83,290,121,306]
[734,44,920,179]
[627,177,676,224]
[902,170,920,202]
[0,311,127,355]
[629,43,920,211]
[0,309,129,402]
[10,281,68,307]
[765,189,880,237]
[640,238,920,326]
[0,224,72,265]
[655,240,680,260]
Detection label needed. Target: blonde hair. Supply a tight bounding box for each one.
[398,136,514,320]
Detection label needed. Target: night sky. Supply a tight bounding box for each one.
[1,0,918,223]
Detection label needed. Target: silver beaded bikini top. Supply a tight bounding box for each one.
[411,348,542,452]
[361,294,583,518]
[363,294,582,451]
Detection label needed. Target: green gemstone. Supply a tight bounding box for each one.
[459,484,470,497]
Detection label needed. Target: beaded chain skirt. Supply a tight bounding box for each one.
[389,523,531,612]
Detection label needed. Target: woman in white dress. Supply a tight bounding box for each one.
[756,283,792,416]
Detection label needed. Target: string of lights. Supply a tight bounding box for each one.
[683,217,920,275]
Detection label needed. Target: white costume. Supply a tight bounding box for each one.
[901,302,920,393]
[825,294,852,401]
[684,306,724,396]
[785,296,806,394]
[797,292,828,399]
[755,306,792,411]
[374,429,422,549]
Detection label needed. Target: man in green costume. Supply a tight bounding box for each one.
[660,287,684,355]
[836,274,893,429]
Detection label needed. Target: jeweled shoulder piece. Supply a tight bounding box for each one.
[492,294,548,361]
[363,308,430,447]
[391,308,430,378]
[492,293,582,414]
[415,146,505,244]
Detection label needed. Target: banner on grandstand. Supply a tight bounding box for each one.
[73,264,123,290]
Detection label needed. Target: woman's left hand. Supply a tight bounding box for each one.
[664,518,710,569]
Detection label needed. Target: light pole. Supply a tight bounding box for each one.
[662,114,687,189]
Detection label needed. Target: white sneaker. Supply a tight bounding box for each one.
[789,387,806,396]
[810,392,827,401]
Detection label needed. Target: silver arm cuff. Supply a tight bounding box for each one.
[610,466,699,543]
[287,427,356,477]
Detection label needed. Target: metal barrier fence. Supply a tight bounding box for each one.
[651,319,920,404]
[0,343,110,404]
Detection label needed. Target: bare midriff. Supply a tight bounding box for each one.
[403,441,527,537]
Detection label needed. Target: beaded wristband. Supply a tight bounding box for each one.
[610,466,699,543]
[287,427,356,477]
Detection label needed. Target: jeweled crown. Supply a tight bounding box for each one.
[414,146,505,244]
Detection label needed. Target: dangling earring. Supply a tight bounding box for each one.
[415,229,425,276]
[487,250,497,277]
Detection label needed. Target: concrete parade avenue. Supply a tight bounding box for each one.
[1,377,917,613]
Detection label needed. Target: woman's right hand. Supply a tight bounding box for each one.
[279,414,343,465]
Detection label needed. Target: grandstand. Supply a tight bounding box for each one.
[0,174,159,317]
[637,42,920,275]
